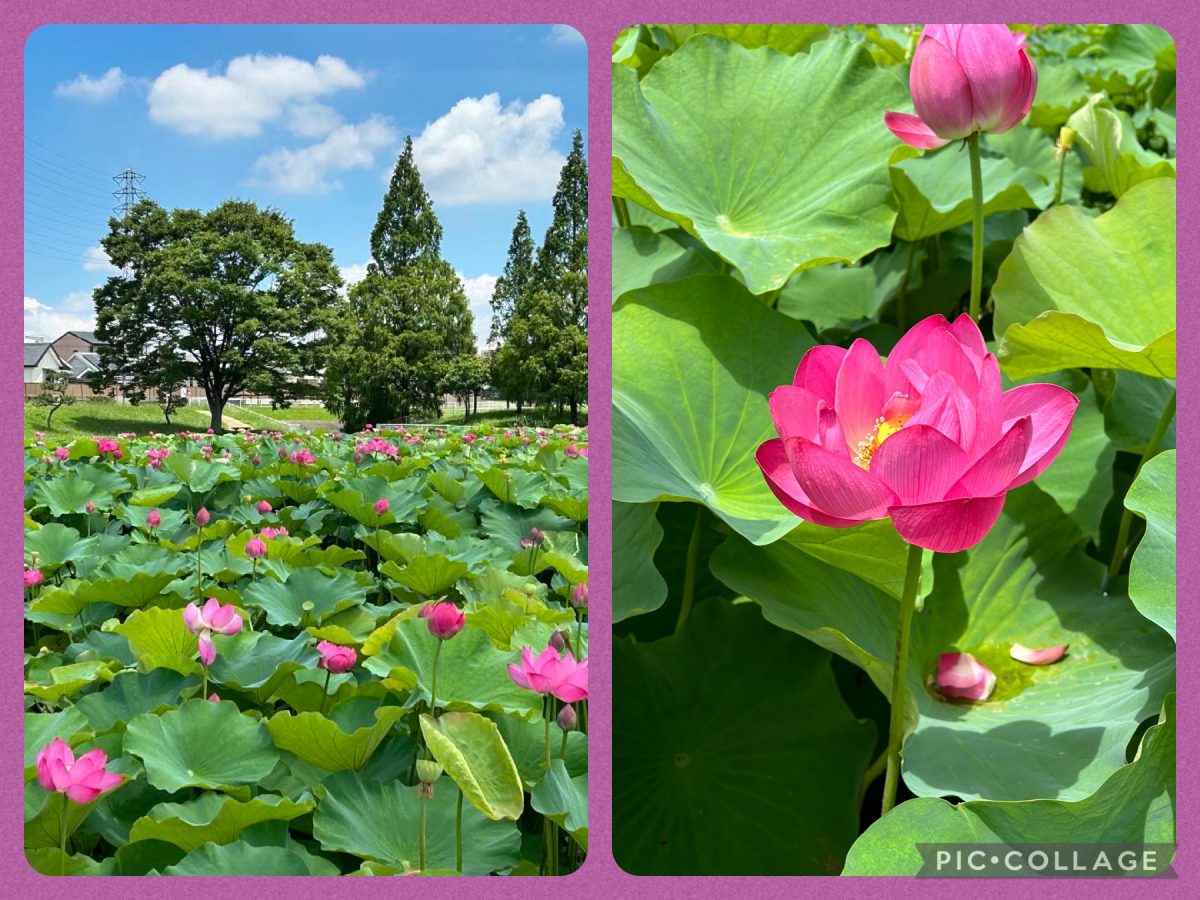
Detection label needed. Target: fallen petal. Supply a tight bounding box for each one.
[1010,643,1068,665]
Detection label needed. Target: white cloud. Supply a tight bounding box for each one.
[339,262,370,287]
[546,25,585,47]
[82,245,120,274]
[148,54,365,139]
[412,93,566,206]
[287,101,343,138]
[458,272,497,349]
[252,116,397,193]
[55,67,127,102]
[24,291,97,343]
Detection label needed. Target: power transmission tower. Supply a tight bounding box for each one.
[112,168,146,217]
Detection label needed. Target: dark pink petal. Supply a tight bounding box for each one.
[793,344,845,407]
[507,663,532,691]
[202,596,222,626]
[890,493,1007,553]
[870,424,968,505]
[786,437,895,521]
[995,46,1038,133]
[834,339,885,449]
[906,372,976,449]
[69,749,107,781]
[756,440,869,528]
[1010,643,1069,665]
[949,313,988,373]
[884,315,951,397]
[183,603,202,633]
[65,783,103,804]
[912,327,980,396]
[950,417,1032,498]
[768,386,823,443]
[954,25,1031,131]
[49,757,73,792]
[968,355,1004,462]
[922,25,964,55]
[208,603,236,631]
[1001,384,1079,487]
[816,407,847,456]
[198,632,216,667]
[883,111,950,149]
[910,30,976,140]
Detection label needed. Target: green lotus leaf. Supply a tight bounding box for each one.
[242,566,371,627]
[24,660,117,702]
[615,599,873,874]
[1067,96,1175,199]
[207,630,316,696]
[363,617,541,720]
[380,554,469,597]
[712,486,1175,801]
[530,759,588,851]
[25,522,101,569]
[843,695,1176,875]
[488,712,587,789]
[127,484,183,506]
[613,35,905,293]
[75,669,193,731]
[125,699,279,792]
[129,793,315,852]
[613,275,813,544]
[266,706,405,772]
[160,840,313,876]
[23,708,89,768]
[312,770,520,874]
[31,471,97,516]
[613,501,667,621]
[113,606,200,674]
[420,711,524,820]
[658,23,829,54]
[1125,450,1176,640]
[611,225,715,303]
[890,145,1050,242]
[479,466,547,508]
[994,178,1175,379]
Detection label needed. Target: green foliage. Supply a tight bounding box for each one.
[93,198,343,431]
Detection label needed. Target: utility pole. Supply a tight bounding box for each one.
[112,168,146,218]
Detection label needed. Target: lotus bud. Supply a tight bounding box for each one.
[549,630,567,652]
[570,582,588,609]
[557,703,578,732]
[416,759,443,784]
[196,507,211,527]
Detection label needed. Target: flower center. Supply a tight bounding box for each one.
[852,414,910,470]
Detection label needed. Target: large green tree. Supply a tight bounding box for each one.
[490,210,537,411]
[525,129,589,422]
[92,199,343,431]
[324,137,475,430]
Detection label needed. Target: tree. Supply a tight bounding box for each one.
[439,352,489,423]
[158,382,189,426]
[93,199,343,431]
[524,129,589,423]
[369,136,443,276]
[34,371,74,430]
[490,211,537,410]
[324,263,474,430]
[324,138,474,431]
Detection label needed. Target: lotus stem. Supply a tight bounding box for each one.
[967,133,985,321]
[59,803,68,876]
[613,197,631,229]
[320,669,332,715]
[1104,390,1177,592]
[675,505,704,633]
[455,787,464,874]
[882,541,924,817]
[897,240,917,331]
[543,693,553,874]
[418,792,428,872]
[430,640,443,715]
[1053,148,1067,206]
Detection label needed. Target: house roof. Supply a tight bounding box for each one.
[66,330,104,344]
[25,343,70,370]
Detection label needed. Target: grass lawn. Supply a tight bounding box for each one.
[24,401,212,442]
[435,407,588,428]
[242,404,340,423]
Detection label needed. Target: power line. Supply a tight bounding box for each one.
[25,136,111,178]
[23,211,107,240]
[23,202,111,230]
[24,182,115,213]
[24,153,112,193]
[24,166,113,201]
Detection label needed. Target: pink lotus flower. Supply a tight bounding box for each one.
[937,652,996,700]
[36,738,124,804]
[316,640,357,673]
[196,507,211,527]
[289,449,316,466]
[521,527,546,549]
[374,497,390,516]
[245,536,267,559]
[208,693,221,703]
[85,500,96,513]
[424,602,466,640]
[508,645,588,703]
[257,500,273,514]
[885,25,1037,150]
[260,526,288,540]
[570,582,588,609]
[463,432,477,444]
[252,454,261,466]
[1010,643,1068,665]
[756,314,1077,553]
[97,438,120,457]
[54,446,70,460]
[184,597,244,667]
[146,509,161,529]
[24,567,44,588]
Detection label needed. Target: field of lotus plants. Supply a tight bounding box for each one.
[23,422,588,875]
[613,23,1175,875]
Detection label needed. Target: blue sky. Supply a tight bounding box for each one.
[24,24,587,347]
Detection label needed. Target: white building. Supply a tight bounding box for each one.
[24,343,71,384]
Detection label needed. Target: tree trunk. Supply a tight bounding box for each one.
[207,394,223,432]
[473,393,478,416]
[517,398,523,414]
[569,394,578,425]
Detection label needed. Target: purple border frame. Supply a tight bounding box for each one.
[2,2,1191,895]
